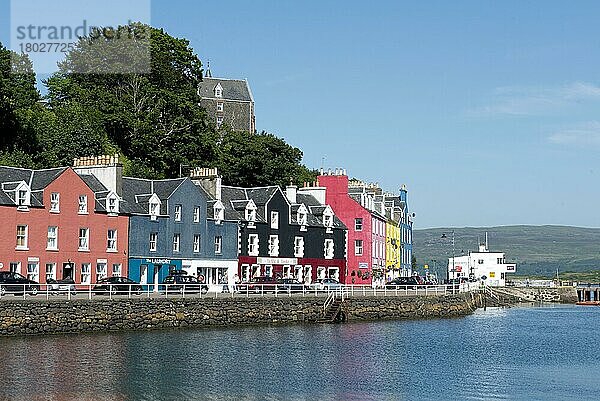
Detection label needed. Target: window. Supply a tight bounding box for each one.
[174,205,182,221]
[355,240,363,256]
[298,211,307,227]
[194,206,200,223]
[107,229,117,252]
[294,236,305,258]
[45,263,56,280]
[215,84,223,98]
[47,226,58,250]
[50,192,60,212]
[173,234,180,252]
[9,262,20,274]
[265,265,273,278]
[271,211,279,230]
[497,258,503,264]
[324,239,334,259]
[194,234,201,253]
[81,264,91,284]
[112,264,122,277]
[214,203,224,223]
[268,235,279,257]
[78,195,88,214]
[324,213,333,229]
[16,225,28,249]
[149,195,161,220]
[248,234,259,256]
[107,195,119,214]
[149,232,158,252]
[215,236,222,254]
[478,259,484,265]
[217,101,224,112]
[355,218,363,231]
[16,187,29,208]
[246,207,256,222]
[96,263,107,281]
[27,262,39,282]
[79,228,89,251]
[216,115,224,128]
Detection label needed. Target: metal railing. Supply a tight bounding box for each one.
[0,282,475,301]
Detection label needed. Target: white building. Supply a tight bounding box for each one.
[447,238,516,287]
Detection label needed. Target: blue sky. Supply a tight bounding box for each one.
[2,0,600,228]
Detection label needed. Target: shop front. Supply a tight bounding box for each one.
[128,258,182,292]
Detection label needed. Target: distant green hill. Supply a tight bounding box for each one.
[413,225,600,278]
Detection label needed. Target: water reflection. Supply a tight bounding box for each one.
[0,305,599,401]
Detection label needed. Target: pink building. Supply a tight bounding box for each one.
[301,170,386,285]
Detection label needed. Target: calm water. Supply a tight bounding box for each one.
[0,304,598,401]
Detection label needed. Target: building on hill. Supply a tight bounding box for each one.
[191,168,347,284]
[447,235,516,287]
[0,162,129,285]
[197,67,256,133]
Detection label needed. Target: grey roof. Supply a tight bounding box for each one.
[122,177,186,215]
[198,78,253,102]
[220,185,279,223]
[292,193,345,229]
[0,166,67,207]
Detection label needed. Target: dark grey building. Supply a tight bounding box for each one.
[197,72,256,133]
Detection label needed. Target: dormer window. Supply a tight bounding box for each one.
[214,201,225,224]
[107,193,119,215]
[323,206,334,232]
[14,183,31,210]
[297,204,308,229]
[148,194,161,220]
[214,83,223,98]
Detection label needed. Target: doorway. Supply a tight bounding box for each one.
[140,264,148,286]
[62,263,74,280]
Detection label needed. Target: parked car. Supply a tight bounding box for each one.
[93,277,143,295]
[162,275,208,294]
[47,277,77,295]
[308,278,343,291]
[385,276,422,289]
[278,278,307,293]
[240,276,278,293]
[0,272,39,296]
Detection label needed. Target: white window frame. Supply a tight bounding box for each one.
[79,228,90,251]
[215,236,222,254]
[9,262,20,274]
[173,233,180,252]
[17,188,29,207]
[96,263,107,281]
[174,204,182,221]
[271,211,279,230]
[355,239,363,256]
[107,229,118,252]
[27,261,39,282]
[107,194,119,215]
[78,195,88,214]
[246,207,256,223]
[194,206,200,223]
[294,236,305,258]
[150,232,158,252]
[217,101,224,112]
[50,192,60,213]
[268,235,279,257]
[47,226,58,250]
[298,212,307,227]
[45,263,56,280]
[324,213,333,229]
[112,264,122,277]
[324,239,334,259]
[194,234,201,253]
[355,218,363,231]
[81,263,91,284]
[16,225,28,250]
[216,115,224,128]
[248,234,259,256]
[150,201,160,219]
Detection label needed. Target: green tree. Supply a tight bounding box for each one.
[411,255,418,271]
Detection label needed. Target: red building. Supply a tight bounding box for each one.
[0,165,128,284]
[301,170,387,285]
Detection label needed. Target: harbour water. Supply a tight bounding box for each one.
[0,304,598,400]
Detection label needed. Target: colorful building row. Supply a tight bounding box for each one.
[0,157,413,287]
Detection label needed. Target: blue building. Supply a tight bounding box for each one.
[122,175,238,291]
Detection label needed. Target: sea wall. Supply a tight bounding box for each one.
[0,293,479,337]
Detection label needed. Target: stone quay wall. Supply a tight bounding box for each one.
[0,293,480,337]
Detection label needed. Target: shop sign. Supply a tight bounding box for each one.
[145,258,171,265]
[358,262,369,269]
[257,257,298,265]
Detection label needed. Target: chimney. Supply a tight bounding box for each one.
[286,185,297,204]
[190,167,222,201]
[73,154,123,196]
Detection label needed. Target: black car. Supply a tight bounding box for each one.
[385,276,422,289]
[162,275,208,294]
[278,278,307,293]
[0,271,39,296]
[93,277,143,295]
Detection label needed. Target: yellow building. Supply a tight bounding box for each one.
[386,219,401,281]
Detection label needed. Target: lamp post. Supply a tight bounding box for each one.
[441,231,455,282]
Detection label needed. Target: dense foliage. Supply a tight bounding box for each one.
[0,24,316,188]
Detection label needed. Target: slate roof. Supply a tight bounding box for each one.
[0,166,67,207]
[293,193,346,229]
[220,185,279,223]
[198,78,253,102]
[122,177,186,215]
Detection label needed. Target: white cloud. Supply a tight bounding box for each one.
[548,121,600,146]
[467,82,600,117]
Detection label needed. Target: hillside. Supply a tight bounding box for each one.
[413,225,600,278]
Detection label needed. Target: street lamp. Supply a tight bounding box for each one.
[441,231,455,282]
